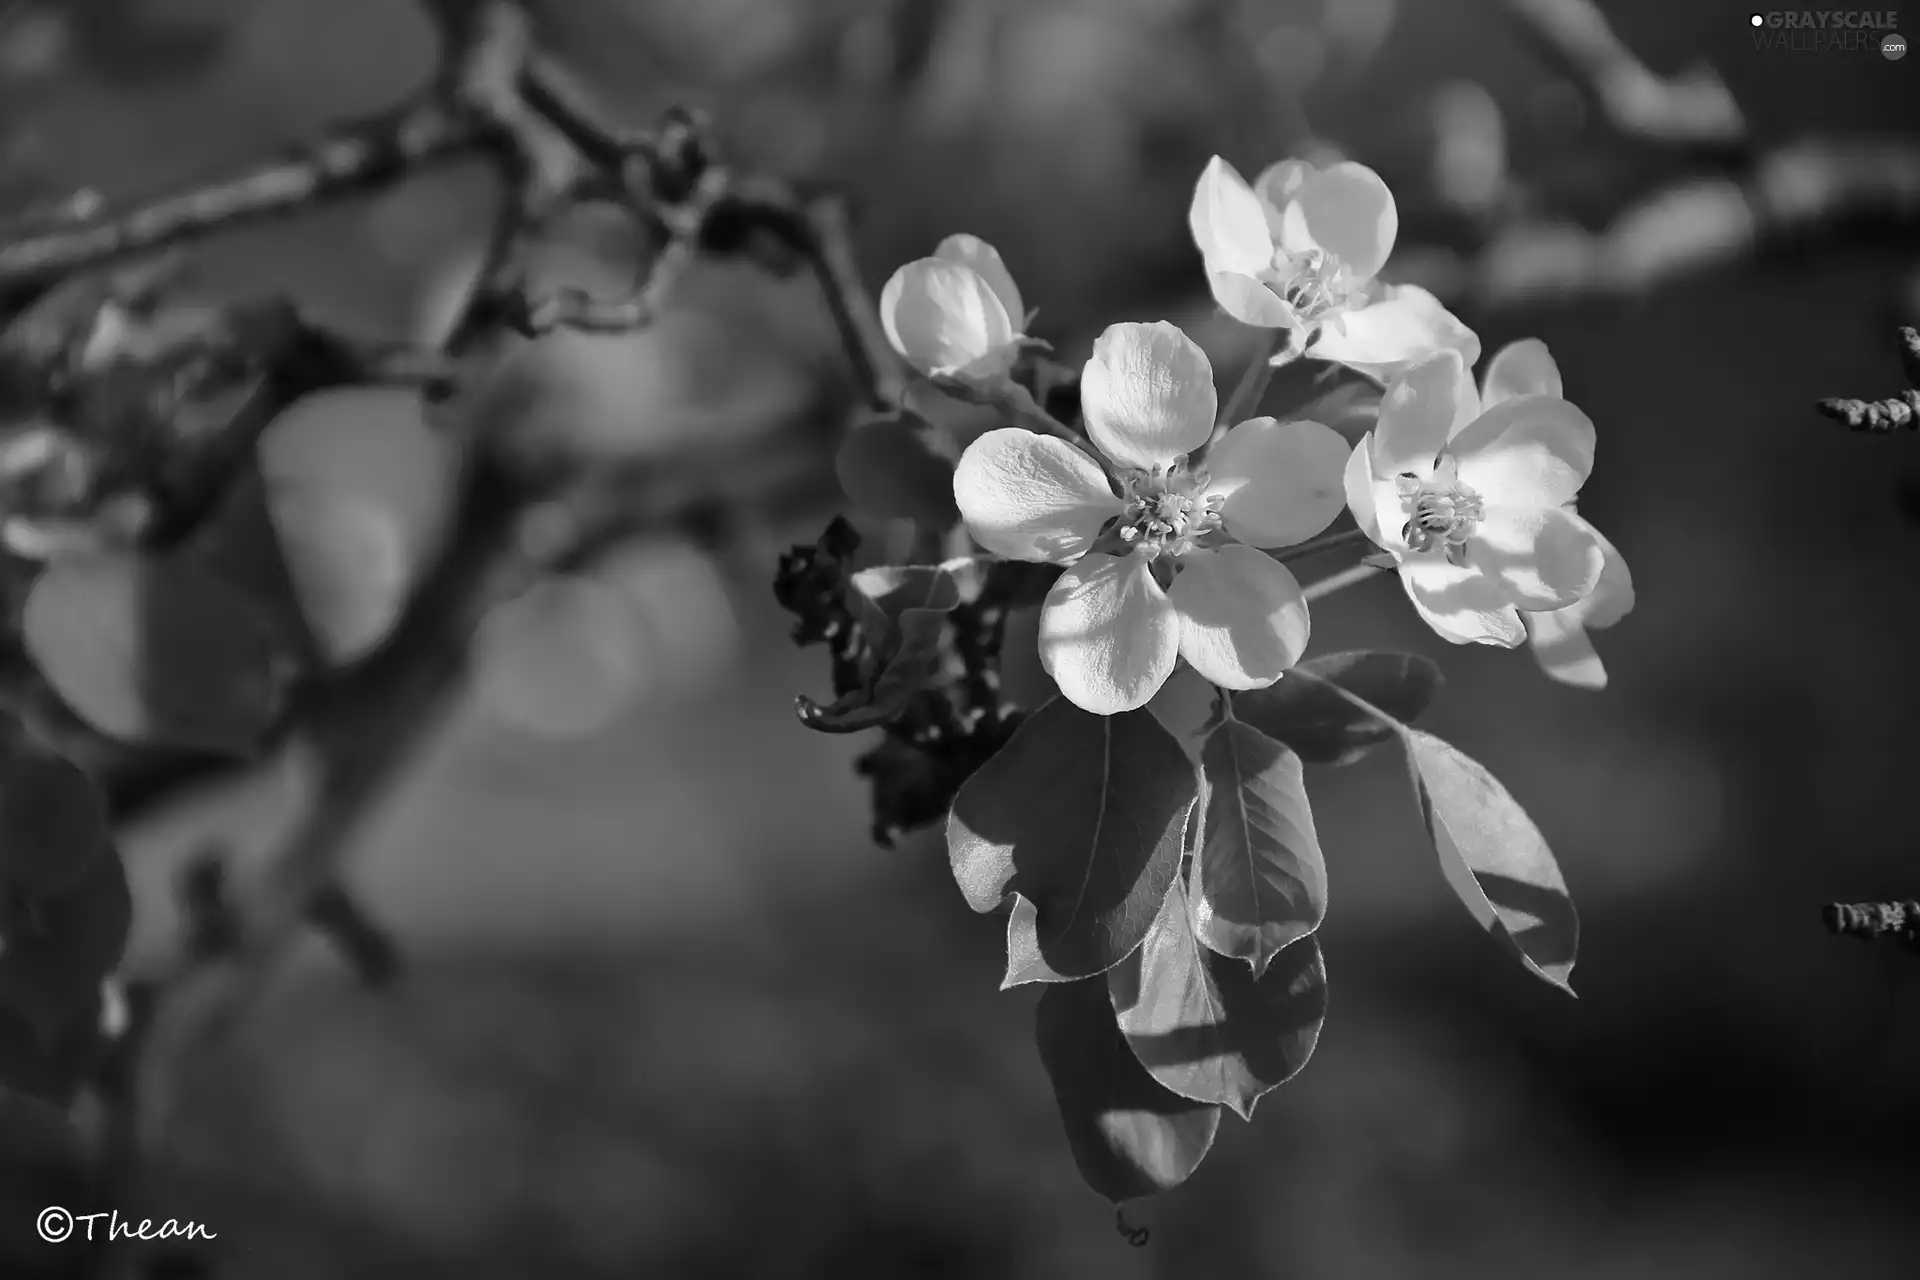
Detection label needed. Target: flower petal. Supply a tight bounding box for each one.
[1560,514,1634,630]
[1254,158,1314,241]
[1468,504,1604,610]
[1279,161,1397,280]
[1080,321,1218,472]
[1523,608,1607,690]
[1448,394,1596,509]
[1309,284,1481,389]
[879,257,1016,378]
[1203,417,1350,548]
[1400,559,1524,646]
[1168,545,1310,689]
[1344,432,1385,544]
[935,234,1024,330]
[1208,270,1299,329]
[1190,156,1275,277]
[953,428,1124,563]
[1039,552,1180,714]
[1480,337,1562,407]
[1369,349,1465,478]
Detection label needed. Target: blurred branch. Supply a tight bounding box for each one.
[0,0,894,1218]
[1825,901,1920,952]
[1409,137,1920,310]
[0,95,483,291]
[1494,0,1745,150]
[1815,327,1920,433]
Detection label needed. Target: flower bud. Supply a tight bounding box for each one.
[879,234,1026,382]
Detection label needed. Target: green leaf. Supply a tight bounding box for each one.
[1192,719,1326,975]
[1002,894,1075,989]
[1034,975,1221,1202]
[1403,729,1580,994]
[0,722,111,904]
[1232,650,1441,764]
[950,697,1196,980]
[834,408,961,527]
[1108,880,1327,1120]
[23,552,296,754]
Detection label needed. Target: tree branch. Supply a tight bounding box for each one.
[0,95,485,291]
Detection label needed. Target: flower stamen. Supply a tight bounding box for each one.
[1396,463,1484,567]
[1118,466,1223,559]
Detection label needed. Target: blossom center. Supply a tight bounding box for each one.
[1264,247,1362,323]
[1117,468,1223,559]
[1396,460,1483,566]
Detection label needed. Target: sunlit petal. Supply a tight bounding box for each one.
[1208,270,1299,329]
[1469,504,1604,610]
[879,257,1016,378]
[1480,337,1563,407]
[934,234,1025,330]
[953,428,1124,563]
[1523,608,1607,690]
[1039,552,1180,714]
[1168,545,1311,689]
[1203,417,1350,548]
[1400,558,1524,646]
[1449,394,1596,509]
[1190,156,1276,276]
[1280,161,1397,279]
[1310,284,1480,390]
[1369,349,1465,478]
[1080,321,1218,472]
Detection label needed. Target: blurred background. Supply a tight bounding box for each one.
[8,0,1920,1275]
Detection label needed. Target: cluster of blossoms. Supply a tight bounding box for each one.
[878,154,1633,716]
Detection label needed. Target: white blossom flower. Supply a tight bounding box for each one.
[1343,347,1606,646]
[1189,155,1478,383]
[879,234,1030,384]
[954,321,1349,715]
[1457,339,1634,687]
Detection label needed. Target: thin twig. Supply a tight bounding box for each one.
[1273,526,1373,564]
[1302,562,1384,602]
[1221,328,1291,426]
[0,95,485,290]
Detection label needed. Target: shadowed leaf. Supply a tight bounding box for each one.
[1035,975,1221,1202]
[1232,650,1441,764]
[1404,729,1580,994]
[1109,880,1327,1120]
[834,408,961,527]
[950,697,1196,980]
[1192,719,1325,975]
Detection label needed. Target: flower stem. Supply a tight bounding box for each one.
[946,376,1080,443]
[1222,328,1293,427]
[1302,562,1384,602]
[1274,526,1374,563]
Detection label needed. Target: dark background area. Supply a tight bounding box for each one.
[9,0,1920,1275]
